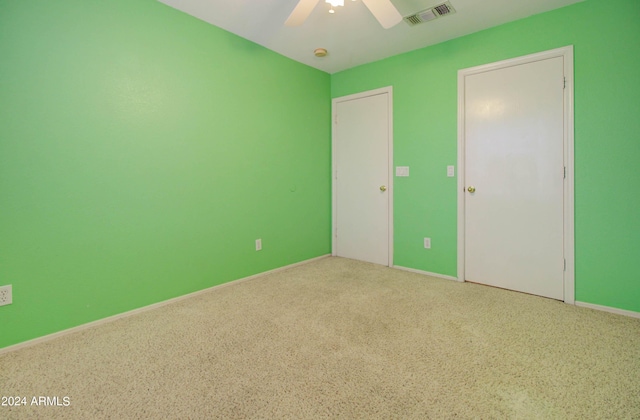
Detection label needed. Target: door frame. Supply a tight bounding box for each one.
[332,86,394,266]
[456,46,575,303]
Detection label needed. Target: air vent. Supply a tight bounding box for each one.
[404,1,456,26]
[433,3,453,16]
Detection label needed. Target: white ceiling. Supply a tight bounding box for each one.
[157,0,583,74]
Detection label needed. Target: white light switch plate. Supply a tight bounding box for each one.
[447,165,455,177]
[396,166,409,177]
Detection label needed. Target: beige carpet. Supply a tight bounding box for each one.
[1,257,639,419]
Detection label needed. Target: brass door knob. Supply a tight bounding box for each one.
[380,185,387,192]
[467,186,476,193]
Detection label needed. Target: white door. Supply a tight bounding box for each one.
[333,89,392,266]
[463,56,566,300]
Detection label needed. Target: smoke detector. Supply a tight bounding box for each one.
[404,1,456,26]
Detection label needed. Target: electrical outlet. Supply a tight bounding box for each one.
[0,285,12,306]
[255,239,262,251]
[424,238,431,249]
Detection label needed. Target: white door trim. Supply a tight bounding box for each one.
[332,86,394,266]
[456,46,575,303]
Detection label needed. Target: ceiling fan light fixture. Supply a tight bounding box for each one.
[286,0,401,28]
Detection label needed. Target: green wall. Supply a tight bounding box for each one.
[332,0,640,312]
[0,0,331,348]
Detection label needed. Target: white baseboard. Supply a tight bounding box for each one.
[393,268,639,319]
[0,254,331,356]
[392,265,459,282]
[575,301,640,319]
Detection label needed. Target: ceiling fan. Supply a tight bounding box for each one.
[285,0,403,29]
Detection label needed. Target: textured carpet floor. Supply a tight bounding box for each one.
[1,257,639,419]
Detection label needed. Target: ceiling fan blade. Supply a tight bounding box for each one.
[285,0,321,26]
[361,0,403,29]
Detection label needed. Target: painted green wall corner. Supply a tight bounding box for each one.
[331,0,640,312]
[0,0,331,348]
